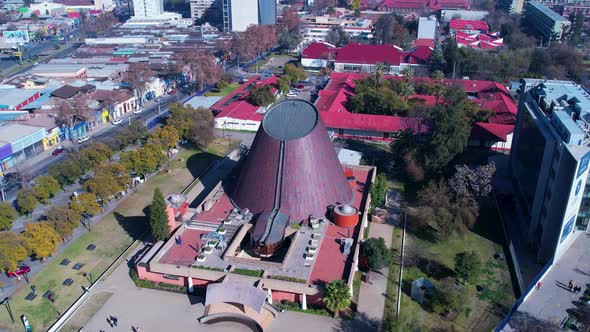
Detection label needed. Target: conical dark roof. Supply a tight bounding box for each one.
[232,99,353,222]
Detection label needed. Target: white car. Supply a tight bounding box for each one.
[286,92,298,98]
[76,136,90,144]
[112,118,123,125]
[133,108,143,114]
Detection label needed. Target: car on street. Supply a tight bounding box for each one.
[133,108,143,114]
[77,136,90,144]
[296,84,304,90]
[7,265,30,277]
[112,118,123,125]
[168,90,177,95]
[52,147,65,155]
[286,92,298,98]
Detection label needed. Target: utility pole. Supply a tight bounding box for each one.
[1,297,13,324]
[0,175,5,202]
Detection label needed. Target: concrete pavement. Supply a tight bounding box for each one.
[356,190,401,331]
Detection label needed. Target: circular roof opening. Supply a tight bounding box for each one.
[262,100,319,141]
[340,205,355,214]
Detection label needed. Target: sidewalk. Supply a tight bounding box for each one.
[356,190,401,330]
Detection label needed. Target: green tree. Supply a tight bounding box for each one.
[84,163,129,203]
[0,202,17,231]
[167,103,197,139]
[79,143,113,170]
[248,85,275,106]
[46,206,81,240]
[22,222,60,260]
[149,187,170,241]
[113,121,147,148]
[32,175,61,203]
[325,26,349,47]
[323,279,351,315]
[16,189,38,216]
[370,173,388,209]
[454,251,481,283]
[283,63,307,83]
[48,157,83,187]
[278,76,291,93]
[361,237,393,270]
[121,143,166,177]
[0,231,28,272]
[425,104,470,174]
[430,278,467,314]
[70,192,101,216]
[149,125,179,149]
[351,0,361,13]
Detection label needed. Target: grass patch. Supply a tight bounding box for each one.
[191,265,225,272]
[267,275,307,283]
[59,291,113,332]
[231,268,263,278]
[204,83,240,96]
[383,227,403,321]
[277,300,331,317]
[398,198,516,331]
[352,271,362,304]
[0,141,231,332]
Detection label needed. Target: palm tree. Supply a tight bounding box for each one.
[401,66,414,83]
[323,280,350,316]
[373,62,390,87]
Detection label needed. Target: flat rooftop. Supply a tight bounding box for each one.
[158,166,372,285]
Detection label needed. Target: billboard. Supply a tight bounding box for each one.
[3,30,30,45]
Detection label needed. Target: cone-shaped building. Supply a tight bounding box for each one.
[232,99,353,223]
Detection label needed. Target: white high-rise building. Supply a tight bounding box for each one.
[133,0,164,18]
[223,0,259,32]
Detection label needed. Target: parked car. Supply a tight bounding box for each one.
[52,147,65,155]
[296,84,304,90]
[133,108,143,114]
[7,265,30,277]
[286,92,298,98]
[168,90,177,95]
[76,136,90,144]
[112,118,123,125]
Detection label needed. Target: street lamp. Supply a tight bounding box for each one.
[82,272,93,284]
[1,297,14,324]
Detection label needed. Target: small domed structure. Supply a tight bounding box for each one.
[333,204,359,228]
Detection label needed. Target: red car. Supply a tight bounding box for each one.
[7,265,30,277]
[296,84,304,90]
[52,147,65,155]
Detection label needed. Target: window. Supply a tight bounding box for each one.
[163,274,179,280]
[554,149,560,161]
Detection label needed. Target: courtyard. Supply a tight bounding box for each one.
[0,140,234,332]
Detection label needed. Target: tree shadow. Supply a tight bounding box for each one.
[187,157,238,209]
[333,311,380,332]
[471,198,505,246]
[185,150,223,179]
[113,210,149,241]
[415,257,454,280]
[508,311,561,331]
[406,221,438,243]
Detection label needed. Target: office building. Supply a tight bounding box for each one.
[223,0,258,32]
[190,0,215,21]
[133,0,164,17]
[510,79,590,263]
[258,0,276,25]
[524,1,571,41]
[500,0,525,13]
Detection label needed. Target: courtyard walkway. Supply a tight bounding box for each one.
[507,233,590,330]
[356,190,401,330]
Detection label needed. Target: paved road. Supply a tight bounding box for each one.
[79,246,342,332]
[0,29,81,79]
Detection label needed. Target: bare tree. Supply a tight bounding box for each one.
[12,163,32,189]
[54,98,91,143]
[125,62,154,106]
[180,51,222,92]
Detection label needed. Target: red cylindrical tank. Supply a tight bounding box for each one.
[333,204,358,228]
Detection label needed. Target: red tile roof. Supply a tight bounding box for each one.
[301,42,336,59]
[211,75,279,122]
[315,72,516,138]
[413,38,436,48]
[404,46,433,65]
[335,43,405,66]
[470,122,514,142]
[449,19,489,32]
[380,0,429,9]
[456,31,503,50]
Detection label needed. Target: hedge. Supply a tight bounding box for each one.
[267,275,307,284]
[192,265,225,272]
[277,300,331,317]
[231,268,263,277]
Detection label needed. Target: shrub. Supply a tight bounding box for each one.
[231,268,263,277]
[267,275,307,283]
[361,237,393,270]
[277,300,331,316]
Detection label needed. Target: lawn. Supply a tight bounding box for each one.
[397,200,516,331]
[203,83,240,97]
[0,139,233,332]
[59,291,113,332]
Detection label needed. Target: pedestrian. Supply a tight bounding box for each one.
[576,286,582,295]
[106,317,112,327]
[536,281,542,290]
[572,281,577,292]
[113,316,118,326]
[569,280,574,292]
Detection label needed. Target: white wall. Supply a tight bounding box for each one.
[214,117,260,131]
[302,58,328,68]
[230,0,258,32]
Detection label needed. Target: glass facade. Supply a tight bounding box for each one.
[513,109,548,213]
[576,182,590,231]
